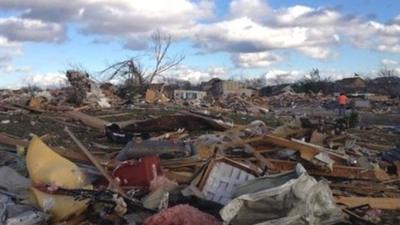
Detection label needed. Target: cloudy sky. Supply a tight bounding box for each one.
[0,0,399,88]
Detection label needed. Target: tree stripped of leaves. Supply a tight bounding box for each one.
[377,65,399,96]
[101,30,184,86]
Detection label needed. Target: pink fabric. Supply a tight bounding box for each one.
[143,204,221,225]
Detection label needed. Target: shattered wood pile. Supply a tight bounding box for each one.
[266,91,332,108]
[0,80,400,225]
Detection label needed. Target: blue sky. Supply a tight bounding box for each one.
[0,0,399,88]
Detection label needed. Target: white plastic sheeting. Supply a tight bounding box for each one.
[220,164,344,225]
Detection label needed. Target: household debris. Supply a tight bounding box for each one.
[220,164,345,225]
[0,75,399,225]
[66,70,112,108]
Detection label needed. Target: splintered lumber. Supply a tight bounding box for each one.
[233,136,276,170]
[9,102,46,113]
[330,183,400,195]
[356,142,395,151]
[259,134,348,163]
[64,111,108,131]
[64,127,126,197]
[336,196,400,209]
[0,132,28,147]
[267,159,388,181]
[161,157,204,168]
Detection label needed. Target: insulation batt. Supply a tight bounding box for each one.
[143,204,221,225]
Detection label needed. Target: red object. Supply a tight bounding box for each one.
[143,204,221,225]
[112,156,161,189]
[338,95,347,105]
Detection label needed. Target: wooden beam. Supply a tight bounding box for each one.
[336,196,400,209]
[267,159,388,181]
[64,127,126,197]
[259,134,348,163]
[64,111,108,131]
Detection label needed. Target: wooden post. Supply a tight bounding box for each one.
[64,127,126,197]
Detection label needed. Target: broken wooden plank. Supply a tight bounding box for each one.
[241,141,276,171]
[330,183,400,195]
[336,196,400,209]
[163,170,193,184]
[267,159,388,181]
[160,157,204,168]
[9,102,46,113]
[97,112,133,119]
[64,127,126,197]
[357,142,395,151]
[258,134,348,163]
[64,110,108,131]
[0,132,29,147]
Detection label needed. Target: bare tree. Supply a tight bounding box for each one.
[269,73,290,85]
[102,30,184,86]
[378,65,397,78]
[101,58,143,86]
[377,65,399,96]
[146,31,185,83]
[306,68,320,82]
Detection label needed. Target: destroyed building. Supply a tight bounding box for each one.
[66,70,112,108]
[201,78,255,97]
[335,76,366,93]
[367,76,400,97]
[259,84,293,97]
[0,66,400,225]
[173,90,207,101]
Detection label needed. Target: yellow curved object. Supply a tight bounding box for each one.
[30,188,89,221]
[27,135,91,221]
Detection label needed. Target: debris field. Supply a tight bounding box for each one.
[0,71,399,225]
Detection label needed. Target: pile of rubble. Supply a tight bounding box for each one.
[0,72,399,225]
[265,91,333,109]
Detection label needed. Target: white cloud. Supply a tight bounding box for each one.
[23,72,67,88]
[0,17,65,42]
[272,5,342,26]
[263,68,356,84]
[0,37,23,73]
[229,0,270,21]
[346,20,400,53]
[79,0,212,37]
[192,17,338,53]
[160,66,228,83]
[0,0,399,74]
[264,69,304,84]
[381,59,398,66]
[0,0,213,49]
[232,52,281,68]
[1,64,14,73]
[297,46,333,59]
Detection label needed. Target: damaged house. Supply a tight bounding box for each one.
[201,78,255,98]
[335,76,366,93]
[173,90,207,101]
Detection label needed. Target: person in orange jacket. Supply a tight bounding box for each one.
[337,92,348,117]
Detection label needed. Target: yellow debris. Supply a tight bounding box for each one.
[26,135,91,221]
